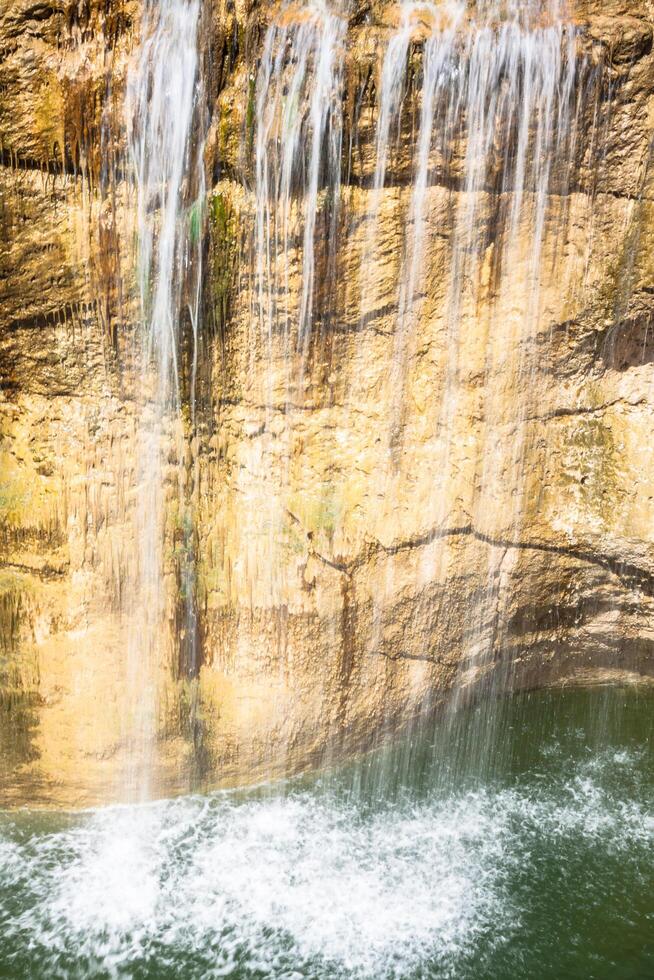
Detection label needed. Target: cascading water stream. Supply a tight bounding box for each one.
[123,0,204,799]
[248,0,602,781]
[112,0,604,802]
[362,0,589,747]
[386,2,462,447]
[254,1,345,361]
[249,2,345,613]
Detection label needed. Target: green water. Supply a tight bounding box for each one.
[1,687,653,978]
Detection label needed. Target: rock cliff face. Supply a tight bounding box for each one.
[1,0,654,806]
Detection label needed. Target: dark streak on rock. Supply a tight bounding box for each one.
[312,524,654,598]
[0,560,67,580]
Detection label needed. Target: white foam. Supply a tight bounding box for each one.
[2,756,652,978]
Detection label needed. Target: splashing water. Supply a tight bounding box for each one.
[2,689,654,978]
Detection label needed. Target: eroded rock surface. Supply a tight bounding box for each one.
[1,0,654,806]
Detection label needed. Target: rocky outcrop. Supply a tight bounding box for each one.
[2,0,654,806]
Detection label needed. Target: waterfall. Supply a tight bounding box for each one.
[365,0,585,762]
[246,0,595,772]
[123,0,203,798]
[386,3,463,446]
[254,1,345,363]
[5,0,654,971]
[113,0,598,795]
[116,0,600,792]
[362,1,581,449]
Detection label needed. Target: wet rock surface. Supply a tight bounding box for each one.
[1,0,654,805]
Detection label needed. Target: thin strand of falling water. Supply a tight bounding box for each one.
[356,4,417,331]
[365,6,464,731]
[252,2,345,613]
[434,12,570,573]
[353,5,468,790]
[429,15,545,775]
[441,12,586,784]
[386,3,462,452]
[352,4,464,782]
[440,18,521,389]
[253,7,321,612]
[540,21,581,281]
[577,46,614,302]
[255,2,347,780]
[298,7,344,351]
[279,28,315,358]
[254,6,324,407]
[473,19,573,653]
[254,18,295,382]
[295,5,344,392]
[254,4,345,364]
[124,0,202,801]
[189,134,207,424]
[363,2,588,789]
